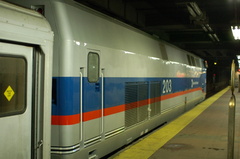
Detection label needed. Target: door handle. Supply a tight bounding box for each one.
[37,140,43,149]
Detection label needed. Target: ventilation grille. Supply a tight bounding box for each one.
[125,83,138,127]
[138,83,148,122]
[150,81,161,117]
[125,82,149,128]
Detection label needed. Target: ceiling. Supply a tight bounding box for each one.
[76,0,240,68]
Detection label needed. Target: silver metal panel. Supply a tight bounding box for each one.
[51,124,81,147]
[104,112,124,133]
[0,43,33,159]
[84,119,101,142]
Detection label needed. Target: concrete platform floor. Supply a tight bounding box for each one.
[111,87,240,159]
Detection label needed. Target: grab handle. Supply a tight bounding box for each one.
[79,67,84,142]
[101,68,105,134]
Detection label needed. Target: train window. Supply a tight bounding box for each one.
[0,56,26,117]
[159,43,168,60]
[195,58,201,67]
[88,52,100,83]
[187,55,192,65]
[190,56,196,66]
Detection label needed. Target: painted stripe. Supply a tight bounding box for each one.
[52,114,80,125]
[112,87,229,159]
[150,96,161,103]
[125,99,149,111]
[104,104,125,116]
[52,76,206,116]
[83,109,101,121]
[52,87,203,125]
[161,87,202,100]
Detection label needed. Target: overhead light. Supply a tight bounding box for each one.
[187,4,197,17]
[201,24,208,32]
[237,55,240,59]
[201,24,214,33]
[208,34,215,41]
[207,33,219,42]
[213,34,220,41]
[187,2,202,17]
[186,2,220,42]
[205,24,213,32]
[191,2,202,16]
[231,26,240,40]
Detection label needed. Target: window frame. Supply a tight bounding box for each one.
[87,52,100,83]
[0,55,27,117]
[187,55,192,66]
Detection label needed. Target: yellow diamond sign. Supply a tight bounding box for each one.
[4,86,15,101]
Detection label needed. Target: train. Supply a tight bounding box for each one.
[0,1,53,159]
[2,0,207,159]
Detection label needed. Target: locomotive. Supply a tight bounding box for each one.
[4,0,207,158]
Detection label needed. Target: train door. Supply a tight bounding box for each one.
[83,50,104,146]
[0,42,36,159]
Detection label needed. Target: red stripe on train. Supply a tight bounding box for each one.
[51,87,202,125]
[161,87,202,100]
[52,114,80,125]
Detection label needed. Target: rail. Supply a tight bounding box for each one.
[101,68,105,135]
[79,67,84,143]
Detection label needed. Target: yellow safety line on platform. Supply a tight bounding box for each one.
[113,87,230,159]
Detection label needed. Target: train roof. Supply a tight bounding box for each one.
[0,1,53,45]
[51,0,200,60]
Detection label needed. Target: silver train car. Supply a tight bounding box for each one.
[0,1,53,159]
[5,0,207,158]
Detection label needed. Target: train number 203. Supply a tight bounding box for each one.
[162,79,172,94]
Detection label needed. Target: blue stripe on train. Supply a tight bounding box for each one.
[52,76,206,116]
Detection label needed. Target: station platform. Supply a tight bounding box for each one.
[110,87,240,159]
